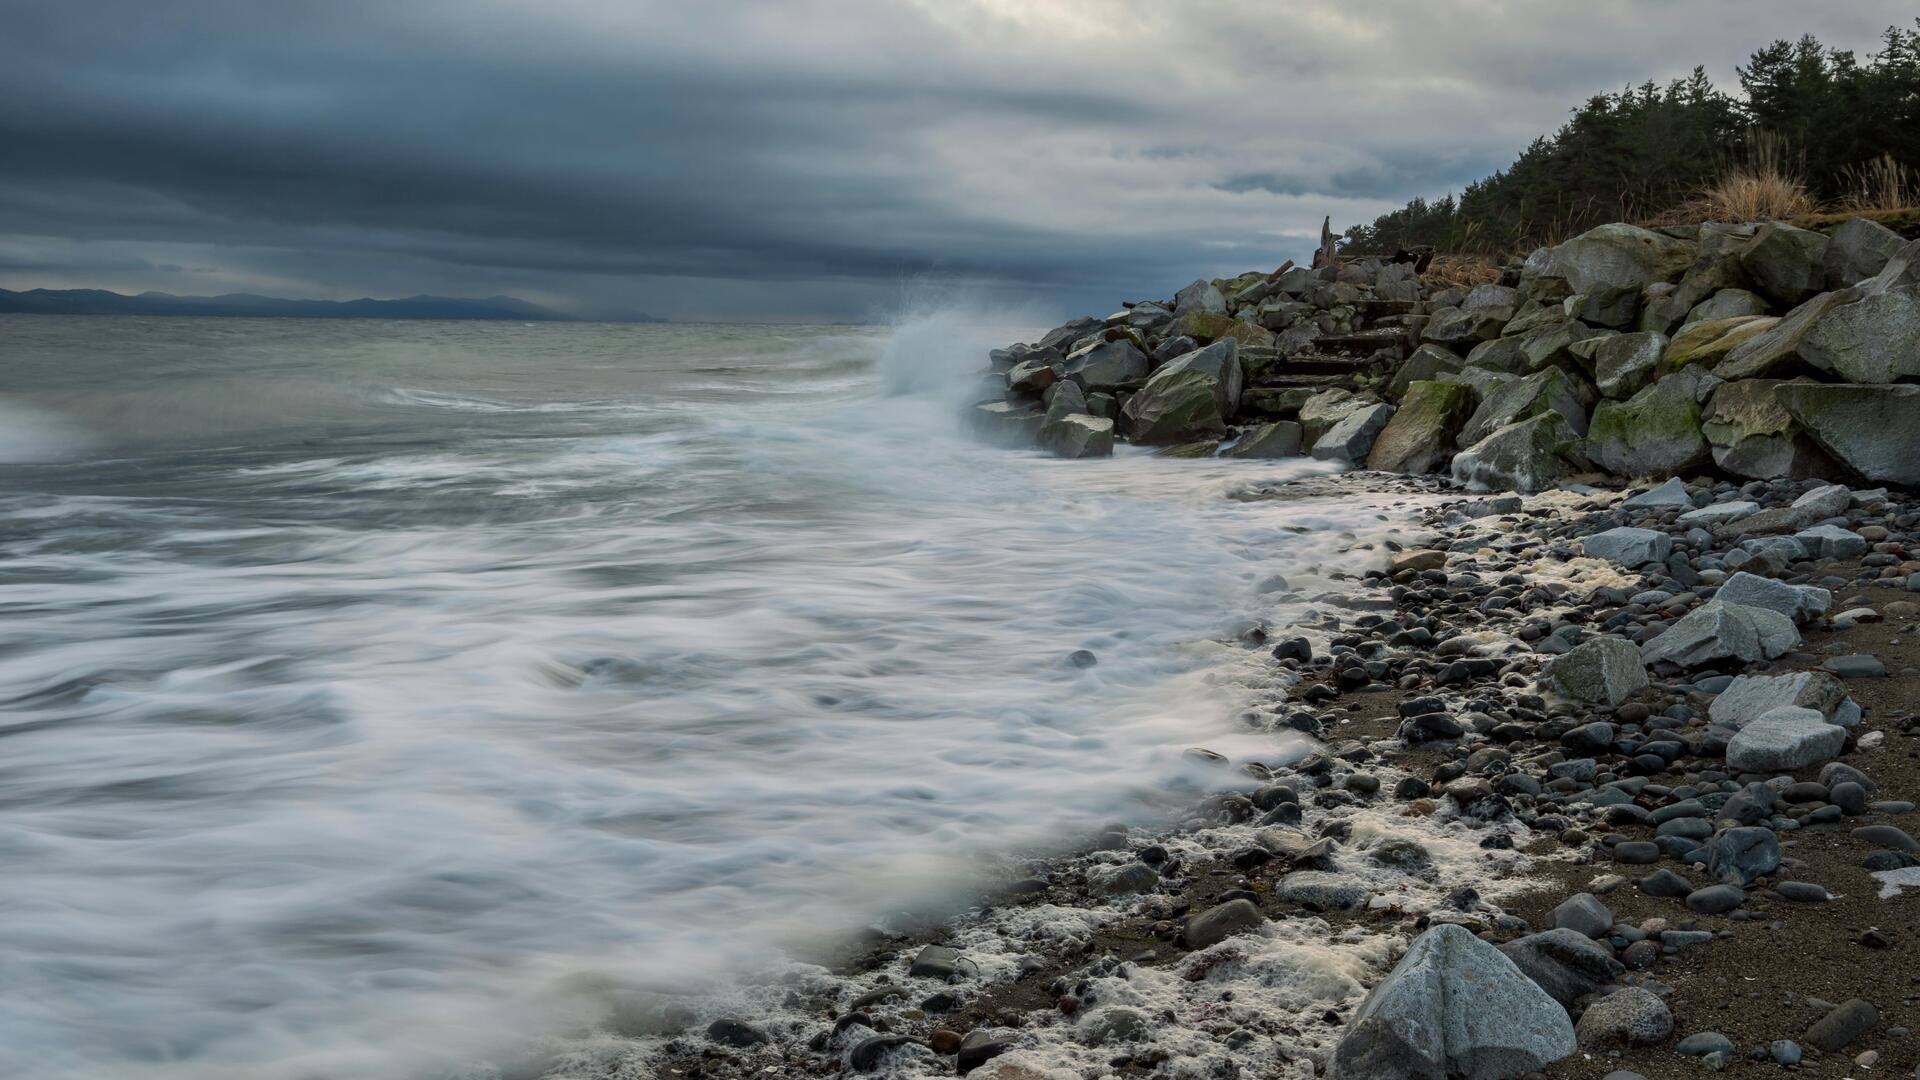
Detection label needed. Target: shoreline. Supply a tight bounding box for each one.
[625,467,1918,1080]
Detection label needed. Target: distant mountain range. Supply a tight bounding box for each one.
[0,288,664,322]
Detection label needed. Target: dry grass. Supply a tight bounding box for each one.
[1646,130,1816,226]
[1421,253,1501,290]
[1838,153,1918,213]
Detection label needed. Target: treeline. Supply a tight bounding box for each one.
[1342,23,1920,254]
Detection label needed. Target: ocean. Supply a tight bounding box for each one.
[0,313,1388,1079]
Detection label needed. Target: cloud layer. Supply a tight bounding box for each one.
[1,1,1910,321]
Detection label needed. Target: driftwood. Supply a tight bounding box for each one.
[1263,258,1295,282]
[1311,216,1337,269]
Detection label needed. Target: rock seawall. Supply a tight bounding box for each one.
[976,216,1920,493]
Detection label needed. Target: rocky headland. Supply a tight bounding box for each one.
[631,220,1920,1080]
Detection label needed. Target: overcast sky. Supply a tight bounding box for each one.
[1,1,1911,322]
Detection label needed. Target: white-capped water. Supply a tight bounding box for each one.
[0,314,1400,1080]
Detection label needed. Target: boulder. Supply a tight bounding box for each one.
[1738,222,1830,306]
[1677,499,1759,527]
[1703,826,1781,885]
[1006,357,1059,395]
[1326,924,1576,1080]
[1620,476,1692,508]
[1062,337,1151,393]
[1458,367,1592,448]
[1584,376,1711,478]
[1222,421,1303,459]
[1796,523,1869,560]
[1273,870,1369,910]
[1591,332,1668,399]
[1686,288,1769,324]
[1172,279,1227,316]
[1709,671,1848,728]
[1451,412,1586,494]
[1725,706,1847,772]
[1122,369,1231,445]
[1497,929,1625,1006]
[1388,344,1465,401]
[1464,335,1532,376]
[1795,285,1920,383]
[1439,366,1518,405]
[1299,389,1378,445]
[969,402,1046,447]
[1038,414,1115,459]
[1566,286,1640,328]
[1548,892,1613,938]
[1311,403,1396,466]
[1574,987,1673,1047]
[1424,305,1508,347]
[1700,378,1830,479]
[1180,898,1265,949]
[1528,223,1696,294]
[1662,315,1775,372]
[1155,340,1244,416]
[1715,289,1859,379]
[1539,636,1647,706]
[1036,316,1100,352]
[1824,216,1906,288]
[1638,600,1800,669]
[1042,379,1087,419]
[1582,527,1672,568]
[1714,571,1831,624]
[1864,236,1920,293]
[1366,381,1474,474]
[1517,316,1606,373]
[1775,383,1920,487]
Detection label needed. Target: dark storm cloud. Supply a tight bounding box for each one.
[0,1,1912,320]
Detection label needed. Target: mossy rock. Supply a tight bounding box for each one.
[1584,378,1711,478]
[1662,315,1776,372]
[1366,381,1475,474]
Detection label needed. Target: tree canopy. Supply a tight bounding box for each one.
[1341,23,1920,254]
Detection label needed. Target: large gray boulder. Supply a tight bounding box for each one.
[1590,332,1668,399]
[1824,216,1907,289]
[1298,388,1375,445]
[1038,414,1114,459]
[1389,344,1466,401]
[1775,383,1920,487]
[1864,235,1920,294]
[1122,369,1230,445]
[1222,421,1302,459]
[1726,706,1847,772]
[1582,527,1672,568]
[1154,339,1243,416]
[1540,636,1647,706]
[1795,286,1920,383]
[969,402,1046,447]
[1497,929,1625,1007]
[1458,368,1592,448]
[1311,403,1396,465]
[1709,671,1848,728]
[1528,223,1696,294]
[1061,337,1151,392]
[1172,279,1226,317]
[1327,924,1576,1080]
[1715,289,1858,380]
[1451,412,1586,494]
[1715,571,1832,625]
[1366,381,1475,474]
[1700,378,1831,480]
[1584,375,1711,478]
[1639,599,1800,669]
[1036,316,1100,352]
[1739,222,1830,306]
[1687,287,1769,324]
